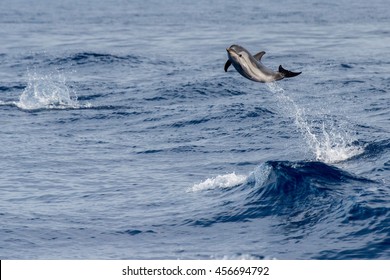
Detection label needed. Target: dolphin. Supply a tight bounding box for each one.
[224,45,301,83]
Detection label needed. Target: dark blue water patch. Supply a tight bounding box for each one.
[171,117,211,128]
[137,149,165,155]
[118,229,157,236]
[317,237,390,259]
[146,104,274,130]
[384,161,390,171]
[346,203,389,222]
[147,86,190,102]
[364,103,390,114]
[49,52,143,67]
[230,147,265,153]
[243,108,272,118]
[170,145,202,153]
[340,63,353,69]
[143,96,168,102]
[342,80,366,85]
[158,81,211,100]
[352,139,390,160]
[82,105,145,114]
[0,84,25,92]
[188,161,374,227]
[367,86,387,94]
[149,78,248,103]
[224,89,247,96]
[136,144,204,155]
[265,161,372,187]
[225,103,275,119]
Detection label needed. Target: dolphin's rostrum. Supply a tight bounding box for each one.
[225,45,301,83]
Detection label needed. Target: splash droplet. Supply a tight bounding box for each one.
[16,70,79,110]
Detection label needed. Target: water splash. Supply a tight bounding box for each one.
[267,82,363,163]
[190,173,247,192]
[15,70,84,110]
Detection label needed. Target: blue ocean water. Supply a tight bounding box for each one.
[0,0,389,259]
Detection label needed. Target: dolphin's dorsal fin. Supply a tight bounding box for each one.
[253,51,266,61]
[224,60,232,72]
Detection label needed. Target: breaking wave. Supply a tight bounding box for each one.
[190,173,247,192]
[188,160,375,227]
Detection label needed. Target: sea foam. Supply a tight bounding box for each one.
[190,173,247,192]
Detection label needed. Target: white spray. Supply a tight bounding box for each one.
[267,82,363,163]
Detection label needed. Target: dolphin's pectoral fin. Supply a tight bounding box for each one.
[224,60,232,72]
[278,65,301,78]
[253,51,266,61]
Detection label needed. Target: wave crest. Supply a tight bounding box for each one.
[188,161,374,226]
[190,173,247,192]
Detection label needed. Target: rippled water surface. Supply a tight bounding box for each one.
[0,0,389,259]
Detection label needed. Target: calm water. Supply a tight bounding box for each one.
[0,0,389,259]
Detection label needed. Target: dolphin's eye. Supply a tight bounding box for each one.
[239,54,242,57]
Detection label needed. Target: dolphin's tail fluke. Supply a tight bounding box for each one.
[279,65,301,78]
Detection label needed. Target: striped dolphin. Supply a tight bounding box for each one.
[225,44,301,83]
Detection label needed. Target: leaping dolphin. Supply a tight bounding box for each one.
[225,45,301,83]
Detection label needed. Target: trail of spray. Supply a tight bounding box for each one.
[266,82,363,163]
